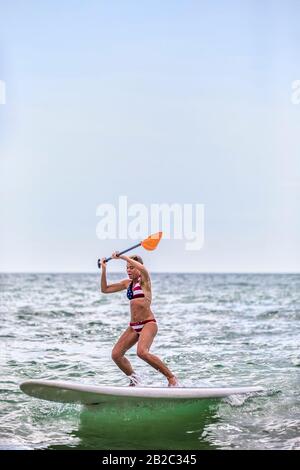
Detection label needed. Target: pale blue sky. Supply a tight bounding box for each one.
[0,0,299,272]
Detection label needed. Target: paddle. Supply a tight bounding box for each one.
[97,232,163,268]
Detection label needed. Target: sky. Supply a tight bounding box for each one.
[0,0,299,273]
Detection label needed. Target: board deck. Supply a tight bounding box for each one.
[20,380,264,405]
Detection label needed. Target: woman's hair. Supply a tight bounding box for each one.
[129,255,143,264]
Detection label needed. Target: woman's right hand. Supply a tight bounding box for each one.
[100,257,107,269]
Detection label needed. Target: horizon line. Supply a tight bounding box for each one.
[1,271,299,275]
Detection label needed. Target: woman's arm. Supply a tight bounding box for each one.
[100,258,129,293]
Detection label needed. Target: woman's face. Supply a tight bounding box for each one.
[126,263,140,280]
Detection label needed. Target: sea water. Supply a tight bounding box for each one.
[0,273,299,450]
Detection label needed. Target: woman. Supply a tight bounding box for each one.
[100,252,178,387]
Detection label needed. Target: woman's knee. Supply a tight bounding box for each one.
[111,348,122,362]
[137,348,150,361]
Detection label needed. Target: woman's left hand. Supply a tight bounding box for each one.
[112,251,121,259]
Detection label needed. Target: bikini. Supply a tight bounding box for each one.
[127,278,156,334]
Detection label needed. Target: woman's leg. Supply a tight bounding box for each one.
[111,326,139,376]
[136,322,177,385]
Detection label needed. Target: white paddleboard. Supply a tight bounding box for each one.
[20,380,264,405]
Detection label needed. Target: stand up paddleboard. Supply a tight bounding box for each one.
[20,380,264,405]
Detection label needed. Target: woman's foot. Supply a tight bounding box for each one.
[168,376,180,387]
[128,372,141,387]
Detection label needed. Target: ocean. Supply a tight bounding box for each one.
[0,272,299,450]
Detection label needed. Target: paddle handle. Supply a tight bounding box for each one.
[97,242,141,268]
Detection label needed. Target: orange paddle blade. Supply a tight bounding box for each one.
[141,232,163,251]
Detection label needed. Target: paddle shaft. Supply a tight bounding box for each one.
[97,242,141,268]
